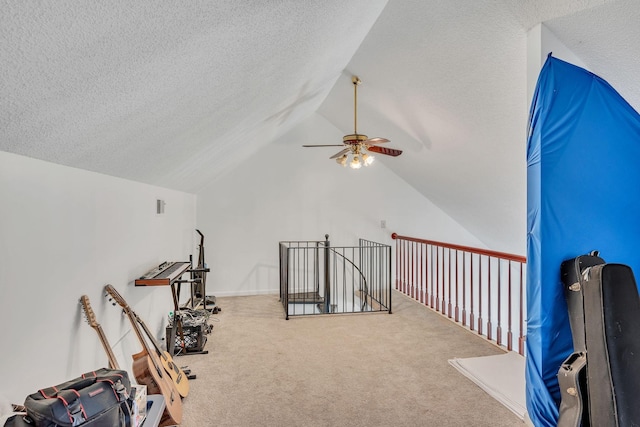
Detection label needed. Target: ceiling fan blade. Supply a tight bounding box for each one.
[364,137,390,145]
[367,145,403,157]
[330,148,350,159]
[302,144,345,147]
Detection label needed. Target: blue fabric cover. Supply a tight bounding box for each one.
[526,55,640,426]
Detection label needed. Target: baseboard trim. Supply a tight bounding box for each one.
[210,289,280,297]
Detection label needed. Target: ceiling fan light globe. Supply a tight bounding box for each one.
[350,155,362,169]
[363,153,375,166]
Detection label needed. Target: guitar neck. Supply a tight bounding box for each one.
[94,324,120,370]
[125,309,157,361]
[80,295,119,371]
[104,285,165,377]
[136,313,166,357]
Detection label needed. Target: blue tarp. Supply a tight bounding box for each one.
[526,55,640,426]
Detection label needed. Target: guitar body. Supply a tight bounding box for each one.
[131,351,182,427]
[136,317,190,398]
[157,350,190,398]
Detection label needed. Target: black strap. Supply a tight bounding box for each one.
[114,380,132,427]
[55,389,87,426]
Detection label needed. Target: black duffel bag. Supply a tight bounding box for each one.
[22,368,132,427]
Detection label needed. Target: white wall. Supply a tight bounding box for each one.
[527,23,589,104]
[0,151,196,404]
[196,113,485,296]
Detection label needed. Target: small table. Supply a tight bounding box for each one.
[141,395,165,427]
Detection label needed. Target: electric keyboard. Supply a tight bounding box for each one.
[135,261,190,286]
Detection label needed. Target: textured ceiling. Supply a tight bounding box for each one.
[1,0,638,253]
[0,0,388,189]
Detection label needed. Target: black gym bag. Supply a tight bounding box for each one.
[22,368,132,427]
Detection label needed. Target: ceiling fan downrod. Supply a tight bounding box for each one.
[343,76,368,144]
[353,75,361,136]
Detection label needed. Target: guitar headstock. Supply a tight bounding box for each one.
[80,295,99,329]
[104,284,128,310]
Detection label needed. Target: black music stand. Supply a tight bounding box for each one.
[186,229,219,314]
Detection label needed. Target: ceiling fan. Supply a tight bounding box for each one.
[303,75,402,169]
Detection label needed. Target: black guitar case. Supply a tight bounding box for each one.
[558,252,640,427]
[558,252,605,427]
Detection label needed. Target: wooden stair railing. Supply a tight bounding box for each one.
[391,233,526,355]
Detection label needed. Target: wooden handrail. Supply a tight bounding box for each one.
[391,232,527,354]
[391,233,526,263]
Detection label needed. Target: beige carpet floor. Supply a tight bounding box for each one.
[177,290,524,427]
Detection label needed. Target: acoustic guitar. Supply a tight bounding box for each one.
[104,293,190,398]
[104,284,182,427]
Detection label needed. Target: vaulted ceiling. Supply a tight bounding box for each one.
[2,0,638,253]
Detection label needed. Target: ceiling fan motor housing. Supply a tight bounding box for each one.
[342,134,369,144]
